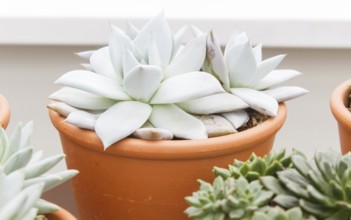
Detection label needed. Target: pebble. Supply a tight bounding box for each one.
[197,115,237,138]
[132,128,174,140]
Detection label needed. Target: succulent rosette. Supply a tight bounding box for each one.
[49,13,307,149]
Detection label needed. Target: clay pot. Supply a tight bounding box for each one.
[330,79,351,154]
[0,94,10,128]
[46,207,76,220]
[49,103,287,220]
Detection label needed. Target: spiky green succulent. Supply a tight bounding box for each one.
[261,150,351,220]
[213,149,292,181]
[185,176,274,220]
[252,207,315,220]
[0,122,78,220]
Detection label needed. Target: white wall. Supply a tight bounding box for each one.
[1,46,351,215]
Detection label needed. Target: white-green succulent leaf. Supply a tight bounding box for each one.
[95,101,152,148]
[177,93,248,115]
[134,12,173,66]
[166,34,207,78]
[65,110,98,131]
[150,71,224,104]
[80,63,94,71]
[263,86,309,103]
[122,50,140,77]
[0,127,9,162]
[75,50,94,60]
[20,208,39,220]
[205,31,230,91]
[24,155,64,180]
[221,110,250,129]
[47,102,79,118]
[14,183,44,220]
[253,70,302,90]
[109,25,134,79]
[252,43,262,63]
[123,65,162,102]
[149,104,207,140]
[231,88,278,116]
[50,87,116,110]
[55,70,131,100]
[190,25,203,37]
[148,37,163,67]
[35,199,59,215]
[125,21,139,40]
[0,170,25,207]
[24,170,79,193]
[28,150,43,166]
[3,148,33,174]
[172,25,191,58]
[90,46,120,81]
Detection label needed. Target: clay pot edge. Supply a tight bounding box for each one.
[330,79,351,130]
[0,94,10,128]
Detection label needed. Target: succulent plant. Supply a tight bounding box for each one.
[187,149,351,220]
[0,122,78,219]
[185,176,274,220]
[49,13,307,148]
[213,148,292,181]
[262,150,351,220]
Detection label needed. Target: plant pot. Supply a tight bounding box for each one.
[330,79,351,154]
[45,207,76,220]
[49,103,287,220]
[0,94,10,128]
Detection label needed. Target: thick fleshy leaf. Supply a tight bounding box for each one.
[3,148,32,174]
[190,25,203,37]
[18,208,38,220]
[123,65,162,102]
[166,35,207,78]
[122,50,139,77]
[47,102,79,118]
[50,87,116,110]
[252,43,262,63]
[90,47,120,81]
[20,121,33,149]
[196,115,236,137]
[0,171,25,207]
[173,25,190,58]
[28,151,43,165]
[221,110,250,129]
[55,70,131,100]
[224,31,247,57]
[134,13,173,65]
[205,31,230,91]
[253,69,302,90]
[231,88,278,116]
[148,38,162,66]
[24,155,64,179]
[109,25,133,78]
[36,199,59,215]
[80,63,94,71]
[225,33,257,87]
[65,110,98,130]
[95,101,152,148]
[177,93,248,114]
[151,72,224,104]
[149,104,207,139]
[14,183,44,219]
[0,127,9,161]
[263,86,308,102]
[249,54,286,87]
[125,21,139,40]
[75,50,94,60]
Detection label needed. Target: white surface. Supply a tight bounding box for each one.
[0,0,351,47]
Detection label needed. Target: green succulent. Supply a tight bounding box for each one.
[252,207,316,220]
[0,122,78,220]
[262,150,351,220]
[213,149,292,181]
[185,176,273,220]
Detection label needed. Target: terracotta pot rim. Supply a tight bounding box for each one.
[0,94,10,128]
[330,79,351,130]
[49,103,287,160]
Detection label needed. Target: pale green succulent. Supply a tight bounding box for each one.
[49,13,307,149]
[185,176,274,220]
[213,149,292,181]
[0,122,78,220]
[252,207,316,220]
[262,150,351,220]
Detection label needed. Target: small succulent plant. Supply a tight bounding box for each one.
[49,13,307,149]
[0,122,78,219]
[186,149,351,220]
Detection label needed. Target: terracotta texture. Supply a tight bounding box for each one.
[46,207,77,220]
[330,79,351,154]
[49,103,287,220]
[0,94,10,128]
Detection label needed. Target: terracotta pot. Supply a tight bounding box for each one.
[330,79,351,154]
[0,94,10,128]
[49,103,287,220]
[46,207,76,220]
